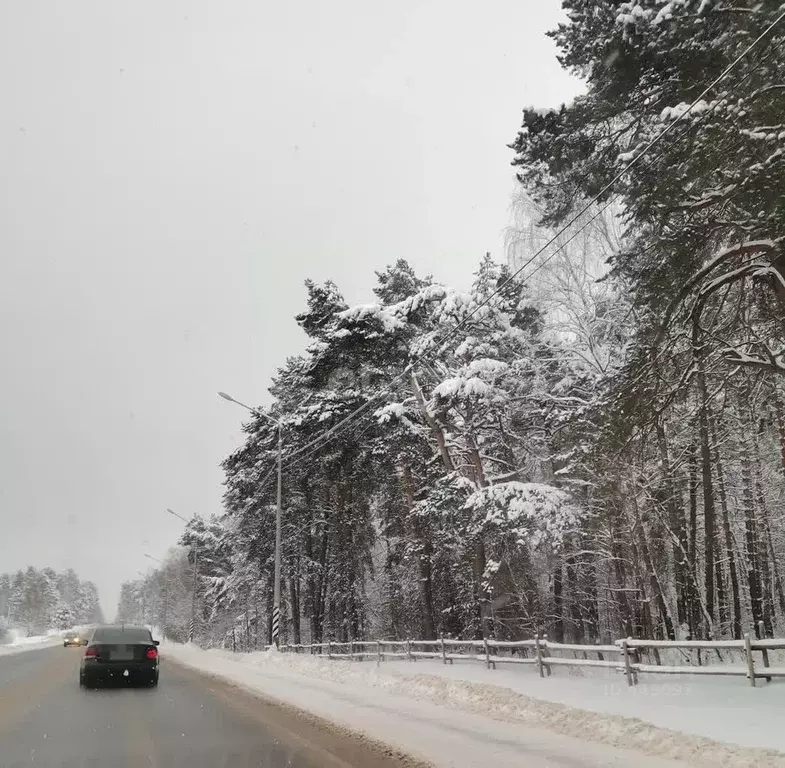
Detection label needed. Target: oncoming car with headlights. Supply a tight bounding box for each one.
[79,625,160,688]
[62,630,84,647]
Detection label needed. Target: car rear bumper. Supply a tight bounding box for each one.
[82,661,158,682]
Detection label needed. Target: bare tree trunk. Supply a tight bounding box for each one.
[737,390,763,630]
[289,565,300,645]
[695,333,717,632]
[466,429,492,639]
[765,523,785,623]
[584,553,600,643]
[472,539,489,639]
[410,371,454,471]
[609,499,634,638]
[656,421,688,628]
[565,549,583,643]
[305,529,317,644]
[687,434,698,574]
[552,561,564,642]
[626,532,648,638]
[714,553,728,635]
[402,463,436,640]
[314,524,329,643]
[773,382,785,474]
[710,415,742,638]
[751,424,776,637]
[632,514,676,639]
[685,429,702,636]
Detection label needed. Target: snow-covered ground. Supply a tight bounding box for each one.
[379,656,785,752]
[0,629,62,655]
[163,643,785,767]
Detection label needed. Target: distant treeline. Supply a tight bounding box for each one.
[0,566,104,638]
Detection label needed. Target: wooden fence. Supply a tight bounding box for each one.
[270,629,785,688]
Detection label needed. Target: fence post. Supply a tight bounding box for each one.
[440,635,448,665]
[534,633,544,678]
[621,639,634,687]
[757,621,771,683]
[328,641,333,660]
[406,638,412,662]
[744,633,756,687]
[377,640,382,666]
[483,637,495,670]
[542,634,551,677]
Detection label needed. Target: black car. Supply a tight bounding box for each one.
[79,625,160,688]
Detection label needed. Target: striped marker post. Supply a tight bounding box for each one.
[272,606,280,647]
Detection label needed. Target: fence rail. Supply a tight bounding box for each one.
[269,629,784,688]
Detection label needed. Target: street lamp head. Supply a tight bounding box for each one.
[166,507,195,524]
[218,390,262,417]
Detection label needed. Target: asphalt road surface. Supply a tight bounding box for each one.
[0,645,426,768]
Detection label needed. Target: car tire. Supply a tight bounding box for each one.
[148,675,159,688]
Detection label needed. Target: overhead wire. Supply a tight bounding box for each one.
[273,7,785,471]
[242,8,785,487]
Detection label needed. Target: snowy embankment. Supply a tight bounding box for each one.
[0,629,62,655]
[163,643,785,768]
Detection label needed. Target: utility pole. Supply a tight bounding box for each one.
[273,418,282,646]
[219,391,283,648]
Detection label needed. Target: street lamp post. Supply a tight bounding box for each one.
[167,508,199,642]
[219,391,283,647]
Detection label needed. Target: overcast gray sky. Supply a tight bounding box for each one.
[0,0,580,616]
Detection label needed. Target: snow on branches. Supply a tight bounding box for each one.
[464,481,580,549]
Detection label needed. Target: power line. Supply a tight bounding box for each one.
[278,8,785,468]
[242,8,785,485]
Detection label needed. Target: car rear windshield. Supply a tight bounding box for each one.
[91,628,152,644]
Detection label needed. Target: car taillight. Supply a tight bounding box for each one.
[84,647,98,658]
[146,648,158,659]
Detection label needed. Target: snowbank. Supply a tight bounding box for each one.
[164,644,785,768]
[381,658,785,753]
[0,629,62,655]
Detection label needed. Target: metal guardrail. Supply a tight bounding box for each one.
[270,630,783,688]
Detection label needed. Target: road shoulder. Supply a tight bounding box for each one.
[164,645,690,768]
[167,658,431,768]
